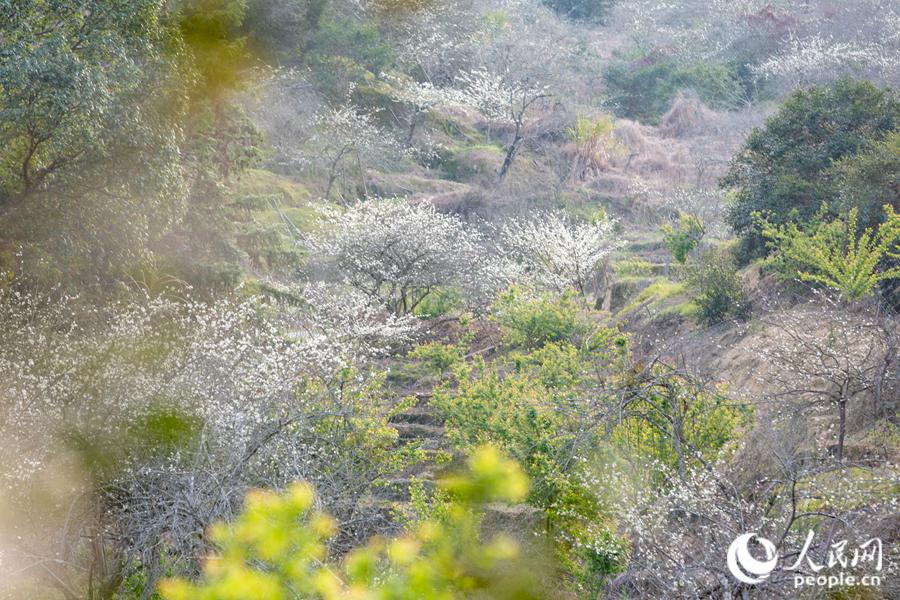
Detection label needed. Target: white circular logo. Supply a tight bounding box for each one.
[727,533,778,584]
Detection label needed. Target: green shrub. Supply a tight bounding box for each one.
[410,341,465,379]
[613,258,655,278]
[688,248,749,325]
[429,316,631,592]
[433,350,628,590]
[611,366,749,480]
[491,286,584,349]
[603,56,745,123]
[722,80,900,259]
[662,212,705,264]
[304,13,395,97]
[412,286,462,318]
[831,130,900,238]
[758,205,900,301]
[160,446,547,600]
[440,144,504,183]
[832,131,900,305]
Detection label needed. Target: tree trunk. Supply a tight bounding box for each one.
[355,151,369,198]
[325,146,352,201]
[837,399,847,461]
[497,133,523,184]
[671,387,686,479]
[406,115,418,146]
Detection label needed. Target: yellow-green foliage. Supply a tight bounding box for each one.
[232,168,318,233]
[234,169,312,205]
[567,114,625,176]
[160,446,543,600]
[513,341,584,389]
[661,212,705,264]
[431,318,631,588]
[619,278,692,317]
[491,286,585,349]
[412,287,462,318]
[409,341,465,378]
[434,358,629,587]
[758,205,900,300]
[613,258,655,279]
[610,368,749,480]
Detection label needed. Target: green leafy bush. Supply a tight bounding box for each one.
[409,341,465,379]
[412,286,462,318]
[431,318,631,591]
[758,205,900,301]
[613,258,655,278]
[160,445,546,600]
[491,286,583,349]
[304,13,395,98]
[662,212,705,264]
[687,248,749,325]
[831,130,900,238]
[722,80,900,259]
[603,56,745,123]
[611,366,749,480]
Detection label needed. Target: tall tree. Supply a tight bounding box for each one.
[721,80,900,259]
[0,0,188,278]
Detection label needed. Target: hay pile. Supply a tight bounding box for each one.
[658,92,722,138]
[613,119,693,180]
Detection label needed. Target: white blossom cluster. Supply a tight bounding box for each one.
[264,88,405,199]
[386,67,548,128]
[377,1,484,84]
[613,447,899,598]
[614,0,900,88]
[498,211,621,296]
[454,68,549,126]
[282,280,419,368]
[754,34,900,85]
[307,198,487,315]
[0,280,419,583]
[614,0,788,63]
[312,102,404,174]
[613,457,783,597]
[384,73,453,114]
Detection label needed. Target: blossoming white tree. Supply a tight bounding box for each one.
[0,284,418,596]
[282,280,419,371]
[383,72,453,146]
[307,198,485,315]
[753,298,896,461]
[378,0,482,85]
[499,211,620,298]
[384,66,549,183]
[613,414,899,598]
[455,69,551,183]
[615,0,900,89]
[262,80,403,202]
[754,34,900,87]
[310,102,403,201]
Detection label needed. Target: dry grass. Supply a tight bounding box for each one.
[658,92,721,138]
[613,119,694,181]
